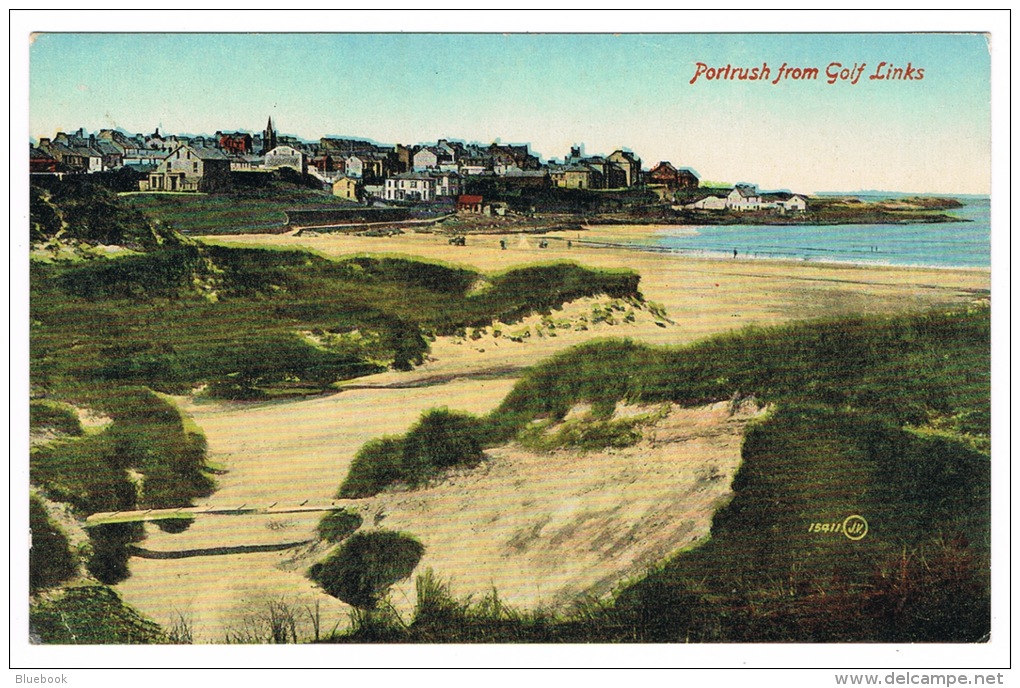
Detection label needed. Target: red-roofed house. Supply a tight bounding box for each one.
[457,195,484,213]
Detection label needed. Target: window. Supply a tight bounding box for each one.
[193,162,199,172]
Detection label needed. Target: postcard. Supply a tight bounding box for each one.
[12,10,1008,680]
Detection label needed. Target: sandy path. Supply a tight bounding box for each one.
[114,378,515,642]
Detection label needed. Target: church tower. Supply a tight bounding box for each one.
[262,117,278,154]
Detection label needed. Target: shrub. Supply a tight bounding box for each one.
[317,508,363,543]
[338,437,405,499]
[309,531,424,609]
[85,522,144,585]
[30,401,84,437]
[29,585,165,644]
[338,409,487,498]
[29,496,77,594]
[402,408,485,476]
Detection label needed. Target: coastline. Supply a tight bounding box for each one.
[569,235,992,273]
[202,224,990,380]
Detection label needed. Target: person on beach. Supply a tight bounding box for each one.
[733,249,738,259]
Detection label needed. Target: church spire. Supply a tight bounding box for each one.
[262,116,277,154]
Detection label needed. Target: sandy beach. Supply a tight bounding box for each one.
[206,226,990,380]
[113,226,990,641]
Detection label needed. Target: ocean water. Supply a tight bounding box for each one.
[645,196,990,269]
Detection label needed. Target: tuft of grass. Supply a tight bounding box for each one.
[30,585,166,644]
[317,508,363,543]
[308,531,424,609]
[338,409,486,498]
[30,401,84,437]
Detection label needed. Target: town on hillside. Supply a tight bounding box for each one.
[29,118,809,216]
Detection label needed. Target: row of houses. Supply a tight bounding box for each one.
[31,126,810,214]
[32,122,821,213]
[32,120,673,192]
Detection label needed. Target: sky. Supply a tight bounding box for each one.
[24,16,994,195]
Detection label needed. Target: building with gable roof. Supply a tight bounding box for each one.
[264,145,307,174]
[140,144,232,192]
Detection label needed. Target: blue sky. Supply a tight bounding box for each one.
[28,29,992,194]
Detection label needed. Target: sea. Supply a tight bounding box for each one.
[639,195,990,269]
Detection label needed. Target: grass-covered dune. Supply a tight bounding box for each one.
[29,180,642,596]
[32,247,640,399]
[31,180,640,400]
[331,306,990,643]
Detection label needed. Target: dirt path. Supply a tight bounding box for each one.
[114,378,515,642]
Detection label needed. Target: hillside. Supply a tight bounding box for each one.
[28,181,645,619]
[324,308,990,643]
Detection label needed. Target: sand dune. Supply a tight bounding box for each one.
[113,227,989,641]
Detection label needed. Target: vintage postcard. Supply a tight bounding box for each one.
[14,11,1007,676]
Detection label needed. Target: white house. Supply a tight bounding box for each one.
[384,172,437,202]
[687,195,728,210]
[263,145,306,174]
[726,185,763,211]
[779,194,808,212]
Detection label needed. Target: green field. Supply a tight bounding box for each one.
[121,188,355,235]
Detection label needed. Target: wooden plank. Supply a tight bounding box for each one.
[83,500,362,526]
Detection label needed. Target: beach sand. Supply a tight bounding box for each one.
[206,226,990,382]
[113,226,990,641]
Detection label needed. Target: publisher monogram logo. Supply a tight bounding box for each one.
[841,514,869,541]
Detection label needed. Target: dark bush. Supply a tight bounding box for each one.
[338,437,405,499]
[317,509,363,543]
[309,531,424,609]
[402,408,485,476]
[86,522,144,585]
[29,496,77,594]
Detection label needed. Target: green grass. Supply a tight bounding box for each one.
[30,400,84,437]
[329,307,990,642]
[308,531,425,609]
[30,386,215,515]
[29,496,78,594]
[30,585,166,644]
[122,188,359,235]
